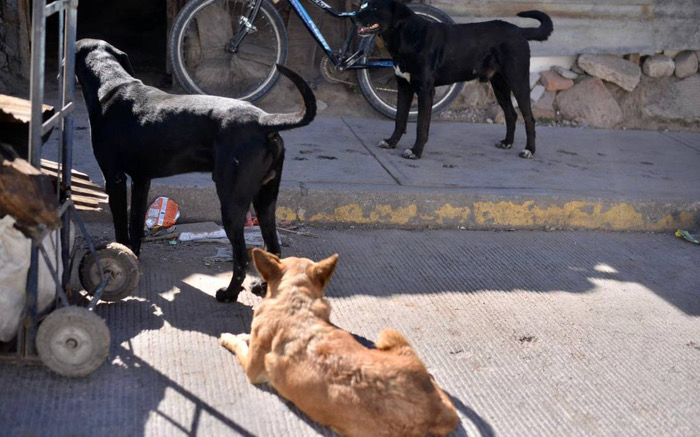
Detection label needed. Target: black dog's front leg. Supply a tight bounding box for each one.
[403,84,434,159]
[105,172,129,247]
[129,178,151,256]
[378,78,413,150]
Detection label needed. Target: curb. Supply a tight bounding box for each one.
[83,182,700,232]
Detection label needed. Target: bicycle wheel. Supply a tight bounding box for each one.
[170,0,288,101]
[357,4,465,120]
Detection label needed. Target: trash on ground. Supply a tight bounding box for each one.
[277,227,319,238]
[144,196,180,232]
[203,247,233,264]
[202,228,282,264]
[244,211,259,227]
[177,222,226,242]
[143,226,178,241]
[675,229,699,245]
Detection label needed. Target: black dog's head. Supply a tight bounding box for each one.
[75,39,137,112]
[355,0,413,37]
[75,39,135,87]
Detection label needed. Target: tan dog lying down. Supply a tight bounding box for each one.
[220,249,459,437]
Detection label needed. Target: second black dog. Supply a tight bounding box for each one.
[356,0,553,159]
[75,39,316,302]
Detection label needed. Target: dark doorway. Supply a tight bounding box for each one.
[46,0,169,87]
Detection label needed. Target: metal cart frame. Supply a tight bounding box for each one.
[5,0,120,376]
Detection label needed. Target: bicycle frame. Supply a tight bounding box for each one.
[235,0,393,69]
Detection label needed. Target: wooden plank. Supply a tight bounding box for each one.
[0,154,61,231]
[40,159,91,181]
[71,185,108,202]
[70,194,104,207]
[0,94,54,123]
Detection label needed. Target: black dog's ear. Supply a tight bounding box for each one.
[116,51,136,77]
[391,0,413,27]
[107,45,136,76]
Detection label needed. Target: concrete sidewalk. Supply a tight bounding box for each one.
[41,99,700,231]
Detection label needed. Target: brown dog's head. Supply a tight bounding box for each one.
[251,248,338,299]
[355,0,413,37]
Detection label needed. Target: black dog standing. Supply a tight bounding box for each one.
[75,39,316,302]
[356,0,552,159]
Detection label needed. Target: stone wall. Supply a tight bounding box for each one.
[0,0,30,93]
[436,51,700,131]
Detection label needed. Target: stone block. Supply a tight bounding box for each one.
[624,53,641,65]
[643,54,675,78]
[551,66,578,80]
[456,80,493,108]
[530,84,545,102]
[540,70,574,91]
[578,54,641,92]
[555,77,623,128]
[674,51,698,79]
[643,75,700,122]
[529,72,540,89]
[533,90,556,120]
[571,63,585,75]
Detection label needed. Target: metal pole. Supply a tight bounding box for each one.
[60,0,79,289]
[24,243,40,356]
[28,0,47,168]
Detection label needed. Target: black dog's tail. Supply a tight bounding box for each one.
[517,11,553,42]
[259,64,317,132]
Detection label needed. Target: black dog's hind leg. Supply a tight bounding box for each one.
[105,172,129,247]
[249,149,285,297]
[379,78,413,150]
[213,147,265,303]
[129,178,152,256]
[403,83,434,159]
[216,195,250,303]
[508,73,536,159]
[490,73,517,151]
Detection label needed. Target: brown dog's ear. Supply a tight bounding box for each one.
[251,248,282,282]
[309,254,339,291]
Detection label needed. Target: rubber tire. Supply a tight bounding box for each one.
[78,242,140,302]
[36,307,110,378]
[169,0,288,102]
[357,3,465,121]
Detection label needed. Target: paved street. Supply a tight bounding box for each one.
[1,224,698,436]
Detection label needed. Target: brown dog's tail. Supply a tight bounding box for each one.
[376,328,418,357]
[259,64,317,132]
[517,10,553,42]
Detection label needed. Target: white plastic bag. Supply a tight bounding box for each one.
[0,216,64,342]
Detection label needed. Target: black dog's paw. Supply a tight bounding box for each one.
[519,149,534,159]
[402,149,420,160]
[378,140,396,149]
[249,278,268,297]
[495,140,513,150]
[216,287,242,303]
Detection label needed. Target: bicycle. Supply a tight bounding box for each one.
[169,0,465,120]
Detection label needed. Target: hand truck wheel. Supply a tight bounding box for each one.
[36,307,110,377]
[78,242,140,302]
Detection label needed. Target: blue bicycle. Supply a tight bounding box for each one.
[169,0,464,119]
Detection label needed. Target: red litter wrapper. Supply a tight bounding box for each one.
[144,196,180,231]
